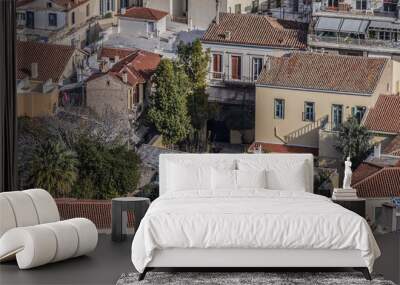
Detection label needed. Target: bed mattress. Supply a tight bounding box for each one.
[131,189,380,273]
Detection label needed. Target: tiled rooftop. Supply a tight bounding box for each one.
[256,53,387,95]
[249,142,319,156]
[352,162,382,186]
[88,49,161,86]
[16,41,77,82]
[364,95,400,134]
[353,167,400,198]
[201,13,307,49]
[98,47,137,60]
[17,0,90,9]
[120,7,168,21]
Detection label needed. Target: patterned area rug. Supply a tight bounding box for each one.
[117,272,396,285]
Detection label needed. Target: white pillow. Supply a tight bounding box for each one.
[236,169,267,189]
[237,159,308,191]
[167,163,212,191]
[266,162,306,191]
[212,168,237,190]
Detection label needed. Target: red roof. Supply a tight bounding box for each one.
[89,49,161,86]
[249,142,318,156]
[202,13,307,49]
[17,41,78,82]
[384,135,400,155]
[56,199,134,229]
[353,167,400,198]
[98,47,137,60]
[257,53,387,95]
[351,162,382,186]
[120,7,168,21]
[17,0,90,10]
[364,95,400,134]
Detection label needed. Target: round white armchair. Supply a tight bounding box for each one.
[0,189,98,269]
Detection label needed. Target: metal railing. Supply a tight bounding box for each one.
[171,16,188,24]
[284,115,329,143]
[208,72,257,86]
[317,5,397,18]
[308,34,400,49]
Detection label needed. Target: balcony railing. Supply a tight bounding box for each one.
[208,72,257,86]
[171,15,188,24]
[308,34,400,50]
[316,5,397,18]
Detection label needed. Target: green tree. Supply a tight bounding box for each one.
[147,59,191,146]
[72,136,141,199]
[177,39,211,151]
[30,141,78,198]
[335,116,373,169]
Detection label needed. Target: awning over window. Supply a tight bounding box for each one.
[315,17,342,32]
[340,19,369,34]
[369,21,400,30]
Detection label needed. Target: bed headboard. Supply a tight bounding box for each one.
[159,153,314,195]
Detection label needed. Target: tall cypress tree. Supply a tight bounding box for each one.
[147,59,191,146]
[177,39,211,151]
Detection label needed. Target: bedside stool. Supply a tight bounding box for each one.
[332,198,366,218]
[111,197,150,242]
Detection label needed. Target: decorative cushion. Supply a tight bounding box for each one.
[237,159,307,191]
[212,168,237,190]
[167,163,212,191]
[236,169,267,189]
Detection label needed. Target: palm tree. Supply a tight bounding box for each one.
[30,141,78,198]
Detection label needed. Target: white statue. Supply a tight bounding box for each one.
[343,157,353,190]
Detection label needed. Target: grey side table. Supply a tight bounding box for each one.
[112,197,150,242]
[332,198,366,218]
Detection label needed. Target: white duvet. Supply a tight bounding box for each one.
[131,189,380,273]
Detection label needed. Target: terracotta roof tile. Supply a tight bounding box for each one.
[201,13,307,49]
[256,53,387,94]
[383,135,400,154]
[351,162,382,185]
[99,47,137,60]
[16,0,34,7]
[120,7,168,21]
[56,199,135,229]
[364,95,400,134]
[52,0,90,10]
[88,49,161,86]
[353,167,400,198]
[17,41,77,82]
[250,142,318,156]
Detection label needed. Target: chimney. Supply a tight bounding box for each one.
[31,62,39,79]
[374,143,381,159]
[114,55,119,63]
[122,70,128,84]
[215,0,220,24]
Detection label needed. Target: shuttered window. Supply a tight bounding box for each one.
[212,54,222,79]
[231,55,241,80]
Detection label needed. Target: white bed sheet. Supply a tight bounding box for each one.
[131,189,380,273]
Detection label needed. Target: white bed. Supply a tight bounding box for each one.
[131,154,380,280]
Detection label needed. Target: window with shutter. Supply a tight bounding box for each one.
[231,55,241,80]
[212,54,222,79]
